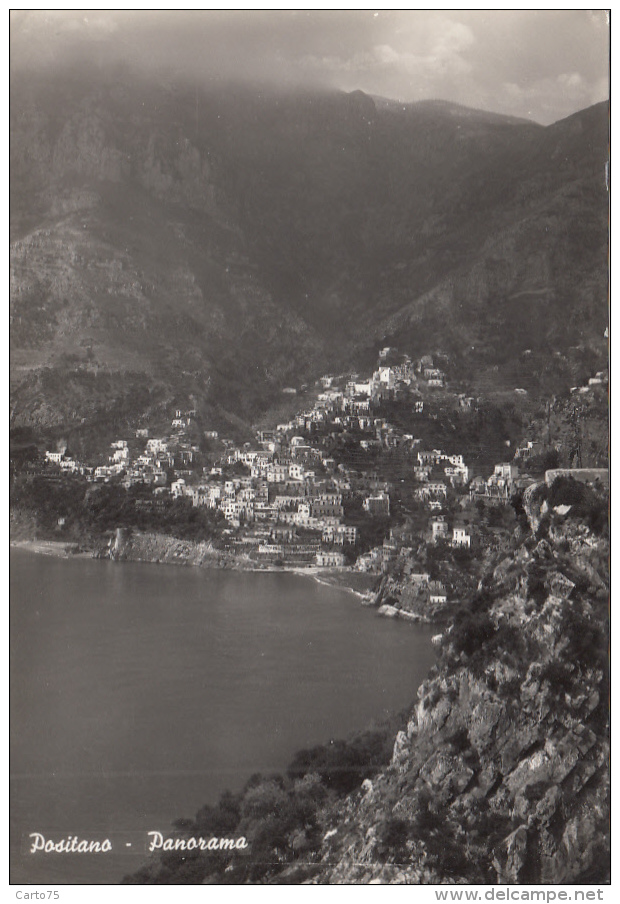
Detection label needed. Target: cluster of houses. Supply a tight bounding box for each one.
[171,432,375,566]
[40,350,570,591]
[570,370,608,395]
[355,541,450,609]
[316,352,447,409]
[427,515,471,548]
[468,461,532,504]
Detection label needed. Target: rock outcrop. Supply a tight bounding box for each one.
[305,494,609,884]
[99,528,241,569]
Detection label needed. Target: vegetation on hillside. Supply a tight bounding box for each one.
[10,476,224,544]
[10,67,608,439]
[122,719,404,885]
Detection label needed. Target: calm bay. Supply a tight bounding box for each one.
[10,549,436,884]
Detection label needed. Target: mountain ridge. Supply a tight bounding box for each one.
[10,67,608,442]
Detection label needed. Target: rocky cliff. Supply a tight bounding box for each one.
[293,484,609,884]
[98,527,244,569]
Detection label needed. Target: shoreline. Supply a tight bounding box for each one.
[292,570,373,601]
[11,539,441,617]
[9,538,376,600]
[10,539,93,558]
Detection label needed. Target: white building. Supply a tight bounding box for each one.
[452,527,471,548]
[493,462,519,481]
[429,589,448,605]
[376,366,395,389]
[316,551,346,567]
[430,516,449,542]
[322,525,358,545]
[147,439,168,454]
[171,478,186,497]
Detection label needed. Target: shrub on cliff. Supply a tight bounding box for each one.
[571,497,609,537]
[469,588,495,613]
[539,660,574,694]
[557,600,607,672]
[375,817,416,863]
[192,789,243,836]
[11,476,225,543]
[527,565,549,608]
[124,721,396,886]
[287,727,393,794]
[448,609,496,659]
[528,449,560,474]
[510,490,531,533]
[11,474,88,537]
[547,476,609,537]
[535,513,551,540]
[548,476,590,507]
[410,793,473,879]
[123,773,326,885]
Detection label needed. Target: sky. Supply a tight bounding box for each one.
[10,10,609,125]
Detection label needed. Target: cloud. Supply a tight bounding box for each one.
[10,11,609,124]
[499,68,607,121]
[431,21,475,59]
[558,72,584,89]
[374,45,400,66]
[503,82,524,100]
[298,18,475,100]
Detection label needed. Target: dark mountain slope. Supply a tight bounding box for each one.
[10,67,608,438]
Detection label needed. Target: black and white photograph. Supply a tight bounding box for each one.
[9,9,610,890]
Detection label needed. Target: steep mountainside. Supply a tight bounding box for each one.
[10,67,608,440]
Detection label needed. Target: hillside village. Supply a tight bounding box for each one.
[13,347,609,620]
